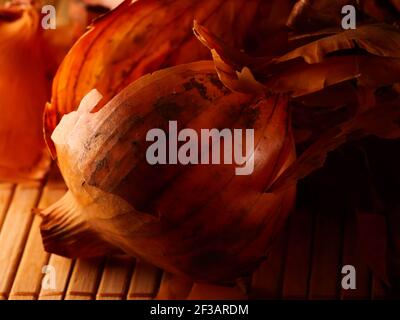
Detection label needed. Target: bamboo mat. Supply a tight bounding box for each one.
[0,172,389,300]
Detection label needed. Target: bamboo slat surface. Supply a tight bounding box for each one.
[96,256,135,300]
[9,183,66,300]
[0,182,42,300]
[0,174,389,300]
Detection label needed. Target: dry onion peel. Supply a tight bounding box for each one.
[45,0,276,157]
[194,22,400,192]
[194,22,400,97]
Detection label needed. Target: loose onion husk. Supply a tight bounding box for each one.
[194,21,400,187]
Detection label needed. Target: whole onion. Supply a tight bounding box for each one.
[0,3,50,181]
[39,61,296,282]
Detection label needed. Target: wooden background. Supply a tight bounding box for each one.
[0,167,389,300]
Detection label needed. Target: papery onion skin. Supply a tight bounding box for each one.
[44,0,289,157]
[39,61,296,282]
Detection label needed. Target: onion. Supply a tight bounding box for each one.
[39,61,296,282]
[83,0,125,9]
[0,3,50,181]
[0,1,89,182]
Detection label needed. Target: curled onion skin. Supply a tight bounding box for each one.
[39,61,296,282]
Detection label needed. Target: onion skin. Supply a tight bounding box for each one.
[44,0,274,156]
[39,61,296,282]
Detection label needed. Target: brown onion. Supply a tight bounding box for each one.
[0,0,89,182]
[0,3,50,181]
[39,61,296,282]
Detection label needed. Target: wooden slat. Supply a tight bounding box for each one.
[65,258,104,300]
[340,209,371,300]
[96,255,135,300]
[0,181,392,300]
[9,183,66,300]
[0,182,42,300]
[38,255,74,300]
[251,227,289,299]
[281,208,313,299]
[308,192,346,300]
[0,183,14,231]
[127,261,161,300]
